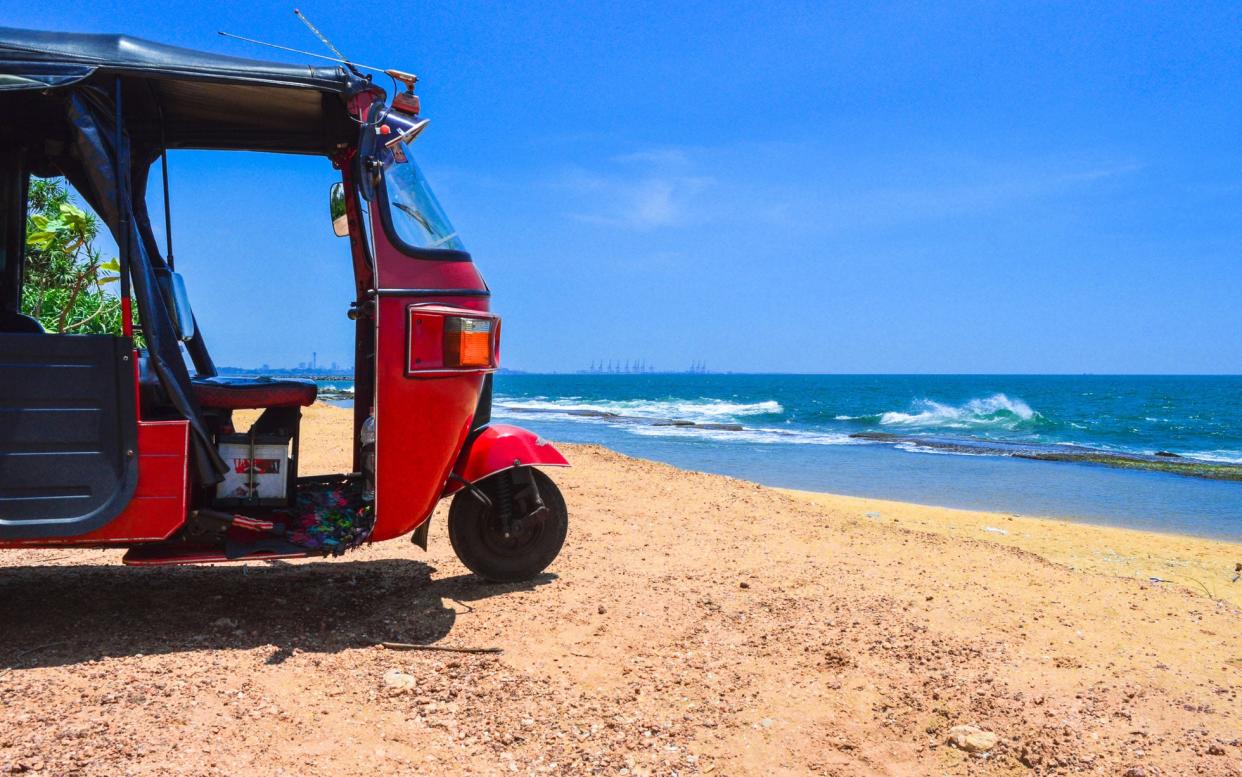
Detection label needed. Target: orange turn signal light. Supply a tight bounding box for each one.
[444,316,493,368]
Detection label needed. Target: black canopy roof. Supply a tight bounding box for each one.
[0,26,380,153]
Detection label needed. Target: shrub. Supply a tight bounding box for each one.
[20,178,125,335]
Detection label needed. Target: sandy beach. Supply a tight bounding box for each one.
[1,402,1239,775]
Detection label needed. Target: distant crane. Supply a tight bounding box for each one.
[578,358,663,374]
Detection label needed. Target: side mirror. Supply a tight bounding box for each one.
[384,117,430,149]
[329,182,349,237]
[159,271,195,342]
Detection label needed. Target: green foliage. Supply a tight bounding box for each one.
[20,178,127,335]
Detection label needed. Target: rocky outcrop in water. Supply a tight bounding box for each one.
[850,433,1242,481]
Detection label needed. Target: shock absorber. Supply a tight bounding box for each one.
[494,471,514,538]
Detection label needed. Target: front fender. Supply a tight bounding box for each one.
[442,424,569,497]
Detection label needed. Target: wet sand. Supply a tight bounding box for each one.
[0,403,1239,775]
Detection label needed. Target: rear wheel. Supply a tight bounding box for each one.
[448,468,567,582]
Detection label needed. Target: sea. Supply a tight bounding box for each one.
[316,374,1242,541]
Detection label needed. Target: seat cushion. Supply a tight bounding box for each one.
[0,310,45,333]
[192,376,318,410]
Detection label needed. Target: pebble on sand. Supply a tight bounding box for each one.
[383,669,417,690]
[947,725,999,753]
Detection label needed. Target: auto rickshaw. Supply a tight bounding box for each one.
[0,27,569,581]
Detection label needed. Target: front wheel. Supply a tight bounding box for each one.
[448,468,567,582]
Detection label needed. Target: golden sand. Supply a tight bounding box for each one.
[780,489,1242,608]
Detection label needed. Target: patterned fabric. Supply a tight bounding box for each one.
[280,478,374,555]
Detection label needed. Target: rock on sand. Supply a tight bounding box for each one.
[948,724,999,753]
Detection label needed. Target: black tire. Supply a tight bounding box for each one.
[448,468,568,582]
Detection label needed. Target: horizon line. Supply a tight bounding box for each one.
[218,366,1242,378]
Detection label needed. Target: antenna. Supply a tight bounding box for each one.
[293,8,363,77]
[217,31,384,74]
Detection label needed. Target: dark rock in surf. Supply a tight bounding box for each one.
[650,420,744,431]
[568,409,620,418]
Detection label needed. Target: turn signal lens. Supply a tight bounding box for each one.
[444,317,493,368]
[408,307,499,374]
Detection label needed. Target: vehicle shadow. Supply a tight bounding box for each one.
[0,559,555,671]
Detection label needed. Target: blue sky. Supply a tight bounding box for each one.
[10,1,1242,373]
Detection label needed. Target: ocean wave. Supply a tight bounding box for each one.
[489,395,867,446]
[1181,450,1242,465]
[495,395,784,423]
[628,424,858,446]
[893,441,1000,457]
[876,393,1047,432]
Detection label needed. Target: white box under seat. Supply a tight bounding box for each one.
[215,433,292,507]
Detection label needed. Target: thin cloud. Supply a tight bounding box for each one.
[554,156,714,229]
[551,143,1141,233]
[612,148,694,167]
[798,161,1145,230]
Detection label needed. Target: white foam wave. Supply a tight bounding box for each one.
[489,395,865,447]
[495,395,784,423]
[1181,450,1242,464]
[878,393,1041,430]
[628,425,858,446]
[893,442,1001,458]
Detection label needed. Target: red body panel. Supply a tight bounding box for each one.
[366,206,495,542]
[372,242,488,293]
[0,419,189,547]
[443,424,570,497]
[370,297,487,541]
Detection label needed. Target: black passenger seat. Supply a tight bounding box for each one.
[0,310,45,333]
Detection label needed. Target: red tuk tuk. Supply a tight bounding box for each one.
[0,27,569,581]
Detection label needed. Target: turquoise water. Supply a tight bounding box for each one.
[490,374,1242,540]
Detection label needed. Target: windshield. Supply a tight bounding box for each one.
[381,150,465,251]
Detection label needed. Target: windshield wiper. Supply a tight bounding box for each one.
[393,201,433,234]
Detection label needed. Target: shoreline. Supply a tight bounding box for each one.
[493,422,1242,542]
[777,487,1242,608]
